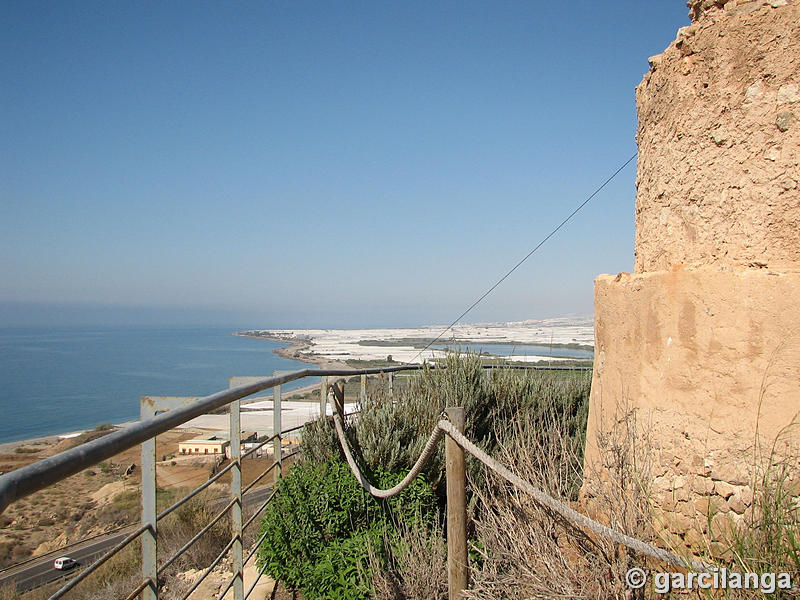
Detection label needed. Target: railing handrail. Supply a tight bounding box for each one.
[0,363,588,514]
[0,366,409,513]
[0,361,592,598]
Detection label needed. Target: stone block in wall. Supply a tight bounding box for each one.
[694,495,729,517]
[690,476,714,496]
[713,480,736,499]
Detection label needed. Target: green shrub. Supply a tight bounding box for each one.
[257,460,436,600]
[290,355,591,595]
[305,527,383,600]
[301,353,591,499]
[300,415,345,466]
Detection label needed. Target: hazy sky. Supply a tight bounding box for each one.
[1,2,690,328]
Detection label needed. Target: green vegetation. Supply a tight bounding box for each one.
[258,354,592,599]
[345,359,397,368]
[306,354,590,500]
[257,460,436,600]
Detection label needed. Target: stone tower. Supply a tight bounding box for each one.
[583,0,800,552]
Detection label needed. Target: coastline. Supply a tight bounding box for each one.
[234,319,595,366]
[232,333,352,371]
[0,336,326,455]
[1,336,344,455]
[4,322,592,456]
[233,334,354,403]
[0,432,80,456]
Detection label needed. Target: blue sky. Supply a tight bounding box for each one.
[1,2,689,328]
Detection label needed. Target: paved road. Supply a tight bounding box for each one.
[0,485,274,593]
[0,529,133,592]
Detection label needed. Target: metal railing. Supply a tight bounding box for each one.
[0,363,590,599]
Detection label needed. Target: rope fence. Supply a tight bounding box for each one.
[330,403,715,599]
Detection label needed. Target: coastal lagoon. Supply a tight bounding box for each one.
[431,343,593,361]
[0,327,317,444]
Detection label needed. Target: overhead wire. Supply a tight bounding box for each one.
[410,152,637,364]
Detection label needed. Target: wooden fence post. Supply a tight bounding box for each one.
[331,380,345,417]
[444,406,468,599]
[320,375,328,416]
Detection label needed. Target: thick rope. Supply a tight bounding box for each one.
[332,412,444,499]
[330,407,715,572]
[437,420,713,572]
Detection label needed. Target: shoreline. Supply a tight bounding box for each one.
[0,432,81,456]
[234,321,595,367]
[232,333,353,371]
[3,323,592,457]
[0,336,345,455]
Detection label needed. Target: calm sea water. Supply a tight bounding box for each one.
[432,343,593,360]
[0,327,318,444]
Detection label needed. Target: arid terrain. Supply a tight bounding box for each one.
[0,427,277,570]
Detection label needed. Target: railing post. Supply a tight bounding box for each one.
[273,371,282,478]
[320,375,328,417]
[230,399,243,600]
[331,381,345,417]
[444,406,468,599]
[388,372,394,398]
[140,398,158,600]
[360,374,366,404]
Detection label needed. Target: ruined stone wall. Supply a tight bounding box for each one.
[584,0,800,554]
[584,266,800,552]
[634,0,799,272]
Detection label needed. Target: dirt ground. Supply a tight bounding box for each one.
[0,427,282,569]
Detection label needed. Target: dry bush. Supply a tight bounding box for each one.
[158,489,232,570]
[301,355,590,504]
[0,583,20,600]
[3,584,49,600]
[465,407,654,600]
[370,518,448,600]
[587,406,654,559]
[155,488,233,599]
[94,488,140,528]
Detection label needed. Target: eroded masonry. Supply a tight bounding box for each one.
[583,0,799,552]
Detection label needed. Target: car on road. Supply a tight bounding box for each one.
[53,557,78,571]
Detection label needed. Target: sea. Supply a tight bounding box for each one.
[0,327,319,444]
